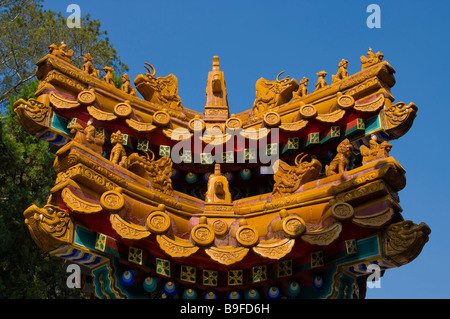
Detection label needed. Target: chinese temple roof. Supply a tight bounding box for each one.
[14,44,429,299]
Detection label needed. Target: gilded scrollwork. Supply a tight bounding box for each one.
[157,235,199,258]
[301,223,342,246]
[253,238,295,260]
[352,207,394,228]
[110,213,150,240]
[354,94,384,112]
[61,187,103,214]
[205,246,249,265]
[146,205,171,234]
[49,92,80,109]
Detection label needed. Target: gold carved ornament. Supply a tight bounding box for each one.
[156,235,199,258]
[263,111,281,127]
[330,202,355,221]
[235,220,259,248]
[272,154,322,199]
[383,220,430,266]
[282,215,306,237]
[146,205,171,234]
[190,217,215,246]
[225,117,242,130]
[152,110,171,127]
[61,187,103,214]
[211,219,228,236]
[100,190,125,212]
[205,246,249,266]
[13,98,51,135]
[299,104,317,119]
[49,92,80,109]
[337,94,355,110]
[325,138,354,177]
[253,238,295,260]
[87,106,117,121]
[360,135,392,163]
[113,101,133,118]
[352,207,394,228]
[251,71,299,115]
[301,223,342,246]
[23,204,73,252]
[110,214,150,240]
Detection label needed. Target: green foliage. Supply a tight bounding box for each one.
[0,80,84,298]
[0,0,128,107]
[0,0,128,298]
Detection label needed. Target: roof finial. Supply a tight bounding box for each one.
[212,56,220,71]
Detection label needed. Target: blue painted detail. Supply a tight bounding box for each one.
[227,291,241,299]
[287,281,301,297]
[143,277,158,293]
[163,281,178,297]
[266,286,281,299]
[183,289,197,299]
[121,271,135,286]
[313,275,324,291]
[245,289,260,299]
[51,113,70,136]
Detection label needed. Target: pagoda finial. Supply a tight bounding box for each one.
[203,56,229,122]
[212,56,220,71]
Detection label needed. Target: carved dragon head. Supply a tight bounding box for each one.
[295,153,322,184]
[384,220,430,266]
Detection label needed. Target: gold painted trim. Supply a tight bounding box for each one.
[87,105,118,121]
[126,118,157,132]
[61,187,103,214]
[157,235,199,258]
[49,91,80,109]
[301,222,342,246]
[204,246,249,265]
[352,207,394,228]
[253,238,295,260]
[110,213,150,240]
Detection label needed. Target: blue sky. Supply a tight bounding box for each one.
[42,0,450,299]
